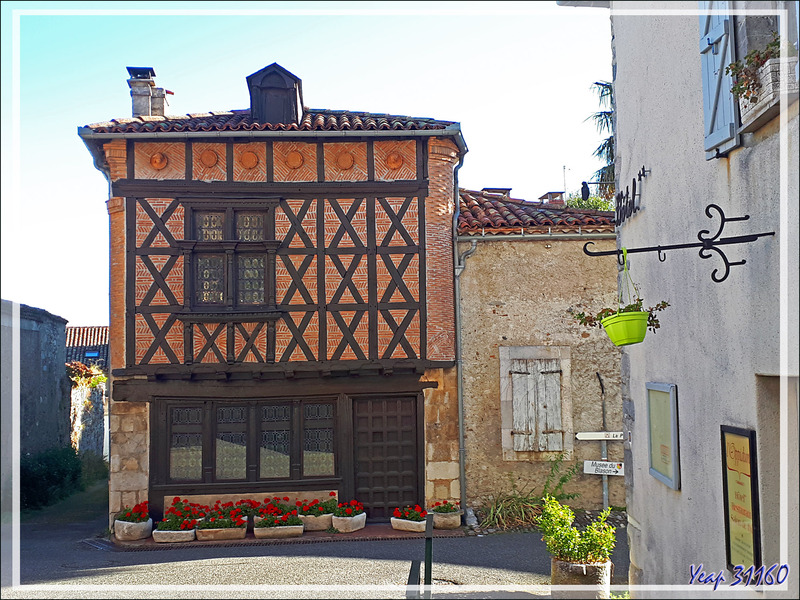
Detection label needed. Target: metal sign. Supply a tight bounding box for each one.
[584,460,624,476]
[576,431,623,441]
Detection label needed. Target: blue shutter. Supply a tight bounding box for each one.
[699,1,739,159]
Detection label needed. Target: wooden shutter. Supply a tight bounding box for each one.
[511,358,563,452]
[699,1,740,159]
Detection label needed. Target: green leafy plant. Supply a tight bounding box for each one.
[333,499,365,517]
[156,496,205,531]
[20,446,83,510]
[430,500,460,514]
[66,361,107,389]
[726,32,783,105]
[566,191,613,212]
[255,512,303,528]
[571,295,670,334]
[115,501,149,523]
[479,454,580,530]
[195,501,247,529]
[393,505,427,521]
[295,492,338,516]
[326,526,341,534]
[536,495,616,564]
[571,250,669,334]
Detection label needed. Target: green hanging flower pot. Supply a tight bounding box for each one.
[570,247,670,346]
[600,311,649,346]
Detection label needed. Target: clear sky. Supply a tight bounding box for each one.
[1,1,613,327]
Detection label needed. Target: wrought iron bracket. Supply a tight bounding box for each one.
[583,204,775,283]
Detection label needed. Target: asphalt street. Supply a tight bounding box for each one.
[2,481,630,599]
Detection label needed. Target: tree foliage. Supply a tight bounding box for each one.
[587,81,615,200]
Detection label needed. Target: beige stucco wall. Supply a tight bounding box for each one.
[612,2,799,596]
[458,236,624,511]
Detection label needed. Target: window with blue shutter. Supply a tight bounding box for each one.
[700,1,740,159]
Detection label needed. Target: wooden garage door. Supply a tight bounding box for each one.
[354,396,421,520]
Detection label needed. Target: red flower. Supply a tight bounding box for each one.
[345,507,352,515]
[393,508,401,517]
[329,491,337,497]
[283,497,289,502]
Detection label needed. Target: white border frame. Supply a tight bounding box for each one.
[646,382,681,491]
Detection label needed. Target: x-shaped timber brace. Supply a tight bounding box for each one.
[583,204,775,283]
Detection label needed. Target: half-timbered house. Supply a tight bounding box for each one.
[79,64,466,524]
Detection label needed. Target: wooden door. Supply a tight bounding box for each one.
[353,396,421,520]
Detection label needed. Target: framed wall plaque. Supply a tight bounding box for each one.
[720,425,761,572]
[646,382,680,490]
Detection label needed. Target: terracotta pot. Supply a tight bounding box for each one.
[432,510,462,530]
[152,528,195,543]
[550,557,612,599]
[298,513,332,531]
[331,512,367,532]
[390,517,426,532]
[253,524,304,539]
[195,527,247,541]
[114,518,152,541]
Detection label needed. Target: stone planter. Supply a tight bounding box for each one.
[331,512,367,532]
[390,517,426,532]
[114,518,152,541]
[152,528,196,543]
[550,557,612,599]
[432,510,462,530]
[738,57,799,133]
[195,527,247,541]
[253,524,304,539]
[298,513,332,531]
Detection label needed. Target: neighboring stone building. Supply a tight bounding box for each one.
[66,326,109,458]
[2,301,71,456]
[562,1,799,595]
[78,63,467,526]
[456,189,623,510]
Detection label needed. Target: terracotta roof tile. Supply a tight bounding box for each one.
[458,189,615,235]
[83,108,456,134]
[65,326,109,371]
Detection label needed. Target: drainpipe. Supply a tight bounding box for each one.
[452,167,474,521]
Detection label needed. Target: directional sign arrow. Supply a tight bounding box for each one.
[575,431,623,441]
[584,460,625,476]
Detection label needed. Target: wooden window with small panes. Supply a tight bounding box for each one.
[191,208,269,309]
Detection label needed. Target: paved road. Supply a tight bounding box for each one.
[2,482,629,599]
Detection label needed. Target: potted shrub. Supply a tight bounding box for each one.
[296,493,337,531]
[430,500,462,530]
[153,497,204,543]
[726,32,798,129]
[391,505,428,532]
[331,499,367,532]
[253,508,304,539]
[113,500,152,541]
[195,501,247,541]
[536,495,616,599]
[571,250,668,346]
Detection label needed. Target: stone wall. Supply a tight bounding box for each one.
[18,303,70,456]
[422,367,460,504]
[108,400,149,527]
[458,237,624,511]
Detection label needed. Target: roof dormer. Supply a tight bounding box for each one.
[246,63,303,125]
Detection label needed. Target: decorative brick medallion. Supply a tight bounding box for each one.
[286,150,304,169]
[336,152,354,170]
[150,153,168,170]
[200,150,218,167]
[386,152,403,170]
[240,151,259,169]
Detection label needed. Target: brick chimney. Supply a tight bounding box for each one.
[127,66,169,117]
